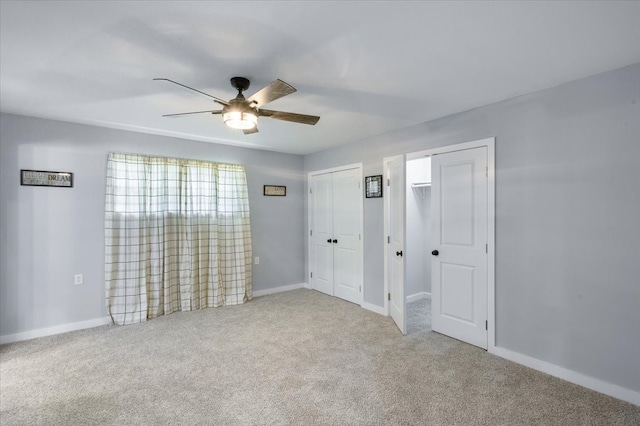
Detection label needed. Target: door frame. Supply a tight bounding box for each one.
[384,137,495,350]
[307,163,364,305]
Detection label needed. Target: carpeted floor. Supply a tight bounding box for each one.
[406,297,431,335]
[1,289,638,425]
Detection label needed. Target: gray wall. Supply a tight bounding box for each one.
[0,114,305,336]
[304,63,640,393]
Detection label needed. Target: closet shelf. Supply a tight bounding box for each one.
[411,182,431,200]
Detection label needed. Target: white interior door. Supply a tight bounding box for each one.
[332,169,363,305]
[310,173,334,296]
[388,156,406,334]
[431,147,488,349]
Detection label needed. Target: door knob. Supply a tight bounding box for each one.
[396,250,403,257]
[431,250,439,256]
[332,239,338,244]
[327,239,332,243]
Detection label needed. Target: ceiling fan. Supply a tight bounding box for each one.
[154,77,320,134]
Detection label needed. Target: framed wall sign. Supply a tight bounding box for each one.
[264,185,286,196]
[20,169,73,188]
[365,175,383,198]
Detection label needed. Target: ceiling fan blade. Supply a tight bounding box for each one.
[247,79,296,107]
[154,78,229,106]
[243,127,259,135]
[259,109,320,125]
[162,110,223,117]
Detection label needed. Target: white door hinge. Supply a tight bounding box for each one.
[485,320,488,330]
[359,285,362,292]
[387,178,390,186]
[310,230,313,236]
[310,272,313,278]
[388,293,391,301]
[387,236,390,244]
[486,243,488,253]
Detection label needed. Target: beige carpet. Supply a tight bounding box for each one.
[1,289,638,425]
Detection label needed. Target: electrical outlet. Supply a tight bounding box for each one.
[74,274,83,285]
[254,257,260,265]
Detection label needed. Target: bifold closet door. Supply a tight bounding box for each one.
[310,168,362,305]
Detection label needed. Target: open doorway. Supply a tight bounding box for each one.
[405,156,432,335]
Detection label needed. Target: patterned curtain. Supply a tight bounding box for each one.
[104,153,252,325]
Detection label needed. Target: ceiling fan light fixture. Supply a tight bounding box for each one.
[223,110,258,130]
[156,76,320,134]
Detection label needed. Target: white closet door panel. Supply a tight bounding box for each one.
[332,168,362,304]
[334,248,358,299]
[310,173,334,296]
[314,174,334,240]
[313,245,334,295]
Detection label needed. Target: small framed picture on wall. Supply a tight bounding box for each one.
[264,185,286,196]
[365,175,383,198]
[20,169,73,188]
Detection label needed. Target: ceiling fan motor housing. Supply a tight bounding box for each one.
[223,98,257,115]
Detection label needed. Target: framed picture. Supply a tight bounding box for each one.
[20,169,73,188]
[365,175,383,198]
[264,185,286,196]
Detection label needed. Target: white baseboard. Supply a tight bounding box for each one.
[490,346,640,407]
[361,301,386,316]
[406,292,431,303]
[0,316,112,345]
[252,283,307,298]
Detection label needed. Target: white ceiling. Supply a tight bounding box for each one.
[2,1,640,155]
